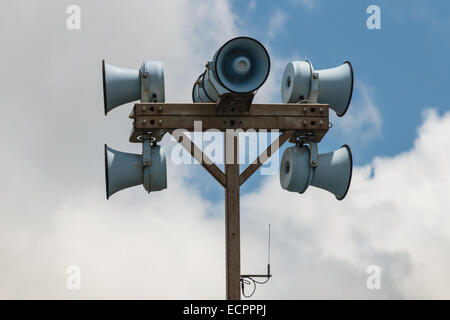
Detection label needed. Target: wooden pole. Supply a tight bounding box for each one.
[225,131,241,300]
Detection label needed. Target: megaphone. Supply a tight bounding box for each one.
[104,143,167,199]
[281,60,354,117]
[102,60,165,114]
[280,144,353,200]
[192,36,270,102]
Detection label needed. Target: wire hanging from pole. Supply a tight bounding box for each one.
[240,224,272,298]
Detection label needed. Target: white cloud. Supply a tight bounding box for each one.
[0,0,235,299]
[290,0,315,10]
[248,0,256,11]
[267,8,289,40]
[240,109,450,299]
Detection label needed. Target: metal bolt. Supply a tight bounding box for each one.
[158,119,163,125]
[319,120,324,127]
[142,73,148,78]
[319,107,324,114]
[142,106,147,112]
[311,160,317,166]
[145,159,150,164]
[157,106,163,112]
[302,120,308,126]
[142,119,146,124]
[303,107,307,113]
[313,73,318,79]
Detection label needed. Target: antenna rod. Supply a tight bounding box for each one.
[267,224,271,276]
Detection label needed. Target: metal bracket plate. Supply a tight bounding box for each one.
[140,72,151,102]
[309,142,318,168]
[142,139,152,193]
[309,72,319,104]
[216,92,255,113]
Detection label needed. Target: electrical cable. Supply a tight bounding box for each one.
[240,224,272,298]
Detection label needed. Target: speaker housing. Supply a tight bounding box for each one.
[104,144,167,199]
[192,72,214,103]
[139,61,165,103]
[281,60,354,117]
[192,36,270,102]
[280,144,353,200]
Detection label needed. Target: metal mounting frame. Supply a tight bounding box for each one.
[140,71,152,103]
[142,136,153,193]
[129,102,329,144]
[309,72,319,104]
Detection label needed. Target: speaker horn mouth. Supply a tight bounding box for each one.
[338,61,354,118]
[102,59,108,116]
[104,144,110,200]
[336,144,353,200]
[214,36,270,94]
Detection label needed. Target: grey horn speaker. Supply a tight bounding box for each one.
[192,36,270,102]
[281,60,354,117]
[104,144,167,199]
[102,60,165,114]
[280,144,353,200]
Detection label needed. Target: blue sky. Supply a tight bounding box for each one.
[233,0,450,160]
[187,0,450,200]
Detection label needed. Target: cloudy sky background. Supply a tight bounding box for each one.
[0,0,449,299]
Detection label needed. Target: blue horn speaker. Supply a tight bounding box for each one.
[192,36,270,102]
[280,144,353,200]
[102,60,165,114]
[281,61,354,117]
[104,143,167,199]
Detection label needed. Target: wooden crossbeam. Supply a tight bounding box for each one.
[129,103,329,143]
[170,131,226,188]
[133,115,327,131]
[239,130,295,186]
[130,103,328,117]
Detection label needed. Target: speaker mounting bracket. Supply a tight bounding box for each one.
[308,72,319,104]
[309,142,318,168]
[138,61,166,143]
[216,92,255,113]
[140,71,152,102]
[291,135,318,169]
[206,61,215,71]
[141,136,156,193]
[142,137,152,166]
